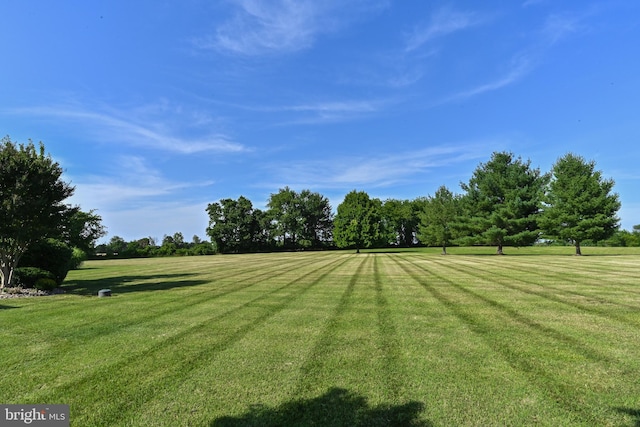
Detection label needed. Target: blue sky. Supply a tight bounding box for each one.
[2,1,639,242]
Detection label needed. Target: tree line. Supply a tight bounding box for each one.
[205,151,622,256]
[0,135,632,290]
[96,233,216,258]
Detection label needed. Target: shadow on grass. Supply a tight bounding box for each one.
[0,304,19,310]
[211,387,431,427]
[617,408,640,427]
[63,273,208,296]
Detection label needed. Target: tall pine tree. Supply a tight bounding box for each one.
[461,151,548,254]
[540,153,620,255]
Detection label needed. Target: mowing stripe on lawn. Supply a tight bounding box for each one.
[432,256,640,325]
[2,254,338,401]
[376,253,556,425]
[425,257,612,364]
[373,254,405,403]
[293,254,367,397]
[388,255,604,424]
[5,254,336,397]
[127,254,367,424]
[133,255,373,425]
[5,250,640,425]
[31,254,354,426]
[511,256,640,288]
[496,255,640,296]
[10,254,300,323]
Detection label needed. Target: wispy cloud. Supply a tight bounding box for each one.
[440,10,588,103]
[446,53,534,102]
[405,6,485,52]
[67,155,216,240]
[6,104,246,154]
[213,0,321,55]
[221,97,390,125]
[264,142,494,190]
[276,99,386,124]
[541,13,586,44]
[201,0,388,56]
[69,155,215,210]
[522,0,546,7]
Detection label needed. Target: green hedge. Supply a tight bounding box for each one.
[14,267,56,288]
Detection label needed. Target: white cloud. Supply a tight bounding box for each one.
[438,10,588,103]
[214,0,320,55]
[264,142,493,190]
[203,0,388,55]
[405,6,485,52]
[65,155,216,241]
[278,99,385,124]
[541,13,585,45]
[228,98,390,125]
[7,105,246,154]
[446,52,534,101]
[68,155,214,210]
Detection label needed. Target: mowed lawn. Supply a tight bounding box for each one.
[2,247,640,426]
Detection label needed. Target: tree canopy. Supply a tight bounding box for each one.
[267,187,333,249]
[333,190,385,253]
[461,151,548,254]
[77,148,631,259]
[62,208,107,254]
[0,137,74,289]
[417,186,462,255]
[382,199,423,247]
[206,196,265,253]
[540,153,620,255]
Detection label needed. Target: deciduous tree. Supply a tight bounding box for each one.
[267,187,333,249]
[382,199,423,247]
[206,196,264,253]
[417,186,462,254]
[267,187,302,248]
[333,190,385,253]
[0,137,74,289]
[62,208,107,254]
[297,189,333,248]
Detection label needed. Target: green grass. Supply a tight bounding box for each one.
[2,247,640,426]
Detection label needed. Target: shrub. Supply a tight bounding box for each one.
[69,247,87,270]
[14,267,55,288]
[19,238,73,285]
[190,243,216,255]
[35,277,58,291]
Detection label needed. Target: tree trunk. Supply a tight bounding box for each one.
[575,241,582,256]
[0,249,25,291]
[497,244,504,255]
[356,247,360,254]
[0,264,14,291]
[442,245,447,255]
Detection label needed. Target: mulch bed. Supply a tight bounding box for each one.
[0,287,65,299]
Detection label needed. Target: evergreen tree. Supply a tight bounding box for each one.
[461,151,548,254]
[540,153,620,255]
